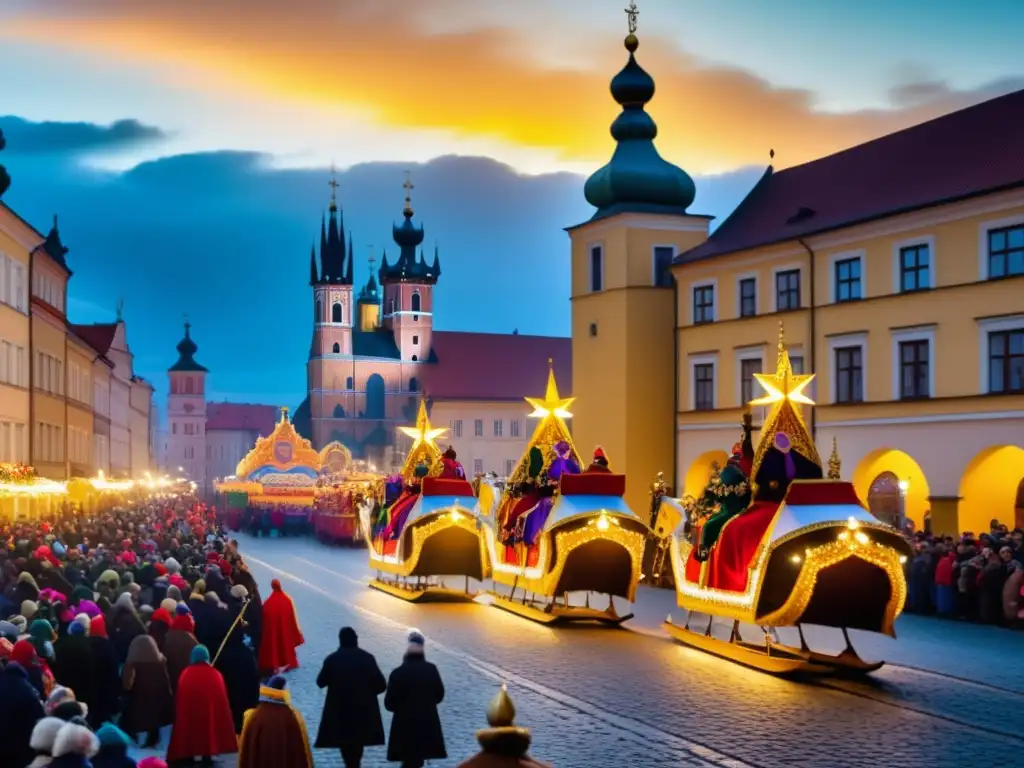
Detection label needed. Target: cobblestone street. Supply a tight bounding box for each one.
[141,534,1024,767]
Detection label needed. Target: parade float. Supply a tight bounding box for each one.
[479,365,648,625]
[216,408,319,534]
[358,400,488,601]
[653,326,913,675]
[311,442,379,544]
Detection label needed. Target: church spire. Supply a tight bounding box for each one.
[42,213,71,273]
[583,2,696,221]
[346,233,354,284]
[169,318,208,373]
[309,244,318,286]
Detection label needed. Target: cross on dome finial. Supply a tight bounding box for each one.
[367,245,376,272]
[403,170,414,217]
[625,2,639,34]
[328,163,339,209]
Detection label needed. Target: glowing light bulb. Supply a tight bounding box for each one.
[450,509,463,522]
[898,555,907,564]
[790,554,802,564]
[597,514,610,532]
[855,531,869,545]
[847,516,859,530]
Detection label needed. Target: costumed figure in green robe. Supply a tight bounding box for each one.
[694,412,755,561]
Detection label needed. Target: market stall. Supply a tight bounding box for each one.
[0,463,67,520]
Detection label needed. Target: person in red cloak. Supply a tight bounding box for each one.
[584,446,612,473]
[257,580,304,676]
[166,644,238,764]
[439,447,466,480]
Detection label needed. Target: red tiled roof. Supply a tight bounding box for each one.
[422,332,571,401]
[70,323,118,356]
[205,402,279,434]
[681,89,1024,263]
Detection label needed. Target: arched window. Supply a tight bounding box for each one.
[365,373,385,419]
[333,404,345,418]
[346,376,354,390]
[411,355,418,362]
[332,303,342,323]
[867,471,901,528]
[388,298,396,315]
[315,300,322,323]
[332,342,340,353]
[411,292,421,312]
[184,378,194,395]
[409,377,419,392]
[170,379,178,395]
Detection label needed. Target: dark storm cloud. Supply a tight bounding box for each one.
[0,116,166,154]
[1,117,761,406]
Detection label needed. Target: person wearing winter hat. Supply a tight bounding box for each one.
[164,556,181,574]
[1,653,47,767]
[28,716,66,768]
[0,617,19,641]
[22,598,39,621]
[85,613,122,730]
[164,604,198,694]
[137,759,168,768]
[92,723,136,768]
[258,579,304,676]
[384,628,447,767]
[166,645,239,764]
[237,675,312,768]
[29,618,56,659]
[52,619,97,718]
[49,720,100,767]
[585,446,611,473]
[230,584,249,601]
[456,684,551,768]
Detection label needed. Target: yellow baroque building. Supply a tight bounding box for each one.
[569,24,1024,535]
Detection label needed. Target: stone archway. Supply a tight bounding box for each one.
[852,448,930,530]
[683,450,729,500]
[959,445,1024,534]
[867,471,902,527]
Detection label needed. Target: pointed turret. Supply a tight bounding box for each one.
[42,214,71,273]
[345,234,354,284]
[319,214,327,273]
[169,321,208,372]
[309,245,318,286]
[431,243,442,278]
[582,6,696,221]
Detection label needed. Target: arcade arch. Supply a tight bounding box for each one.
[852,448,930,529]
[683,450,728,500]
[958,445,1024,535]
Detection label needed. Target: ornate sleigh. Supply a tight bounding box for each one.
[657,327,913,675]
[359,401,490,602]
[479,364,648,624]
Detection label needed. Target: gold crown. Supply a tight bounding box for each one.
[487,683,516,727]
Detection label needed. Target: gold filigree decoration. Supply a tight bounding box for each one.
[827,437,842,480]
[397,400,447,484]
[368,506,489,580]
[235,409,321,480]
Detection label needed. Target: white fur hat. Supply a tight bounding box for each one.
[73,613,91,633]
[52,722,100,759]
[30,716,66,754]
[407,628,425,654]
[230,584,248,600]
[160,598,178,615]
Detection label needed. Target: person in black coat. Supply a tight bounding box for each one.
[0,660,47,768]
[384,629,446,768]
[315,626,387,768]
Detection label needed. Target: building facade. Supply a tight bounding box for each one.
[65,332,95,478]
[0,204,32,466]
[294,175,571,475]
[205,403,278,484]
[30,217,72,480]
[166,323,209,492]
[570,28,1024,536]
[129,376,153,476]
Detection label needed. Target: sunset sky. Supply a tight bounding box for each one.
[1,0,1020,405]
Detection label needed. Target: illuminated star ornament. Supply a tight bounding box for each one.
[398,399,448,452]
[526,359,575,421]
[750,322,816,408]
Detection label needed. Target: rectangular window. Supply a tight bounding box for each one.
[834,346,864,403]
[510,419,520,438]
[900,245,930,292]
[474,419,483,437]
[776,269,801,311]
[505,458,515,477]
[899,340,930,399]
[412,335,419,345]
[834,257,862,302]
[653,246,674,287]
[988,330,1024,394]
[740,358,761,405]
[693,363,715,411]
[473,458,484,476]
[739,278,757,317]
[493,419,503,437]
[988,225,1024,279]
[693,285,715,324]
[452,419,463,438]
[790,355,805,375]
[590,246,603,292]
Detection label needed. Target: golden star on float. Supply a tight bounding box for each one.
[526,360,575,419]
[750,324,816,407]
[398,400,448,451]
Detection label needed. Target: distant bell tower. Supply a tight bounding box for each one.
[167,319,208,492]
[379,172,440,363]
[310,168,355,360]
[567,4,710,516]
[357,247,381,331]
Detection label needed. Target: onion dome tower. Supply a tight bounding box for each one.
[380,173,436,363]
[167,319,208,490]
[582,6,696,222]
[567,2,711,519]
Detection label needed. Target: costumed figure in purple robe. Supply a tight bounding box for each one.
[382,461,430,541]
[753,431,822,503]
[521,441,580,547]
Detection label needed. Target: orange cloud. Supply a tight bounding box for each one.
[4,0,1015,174]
